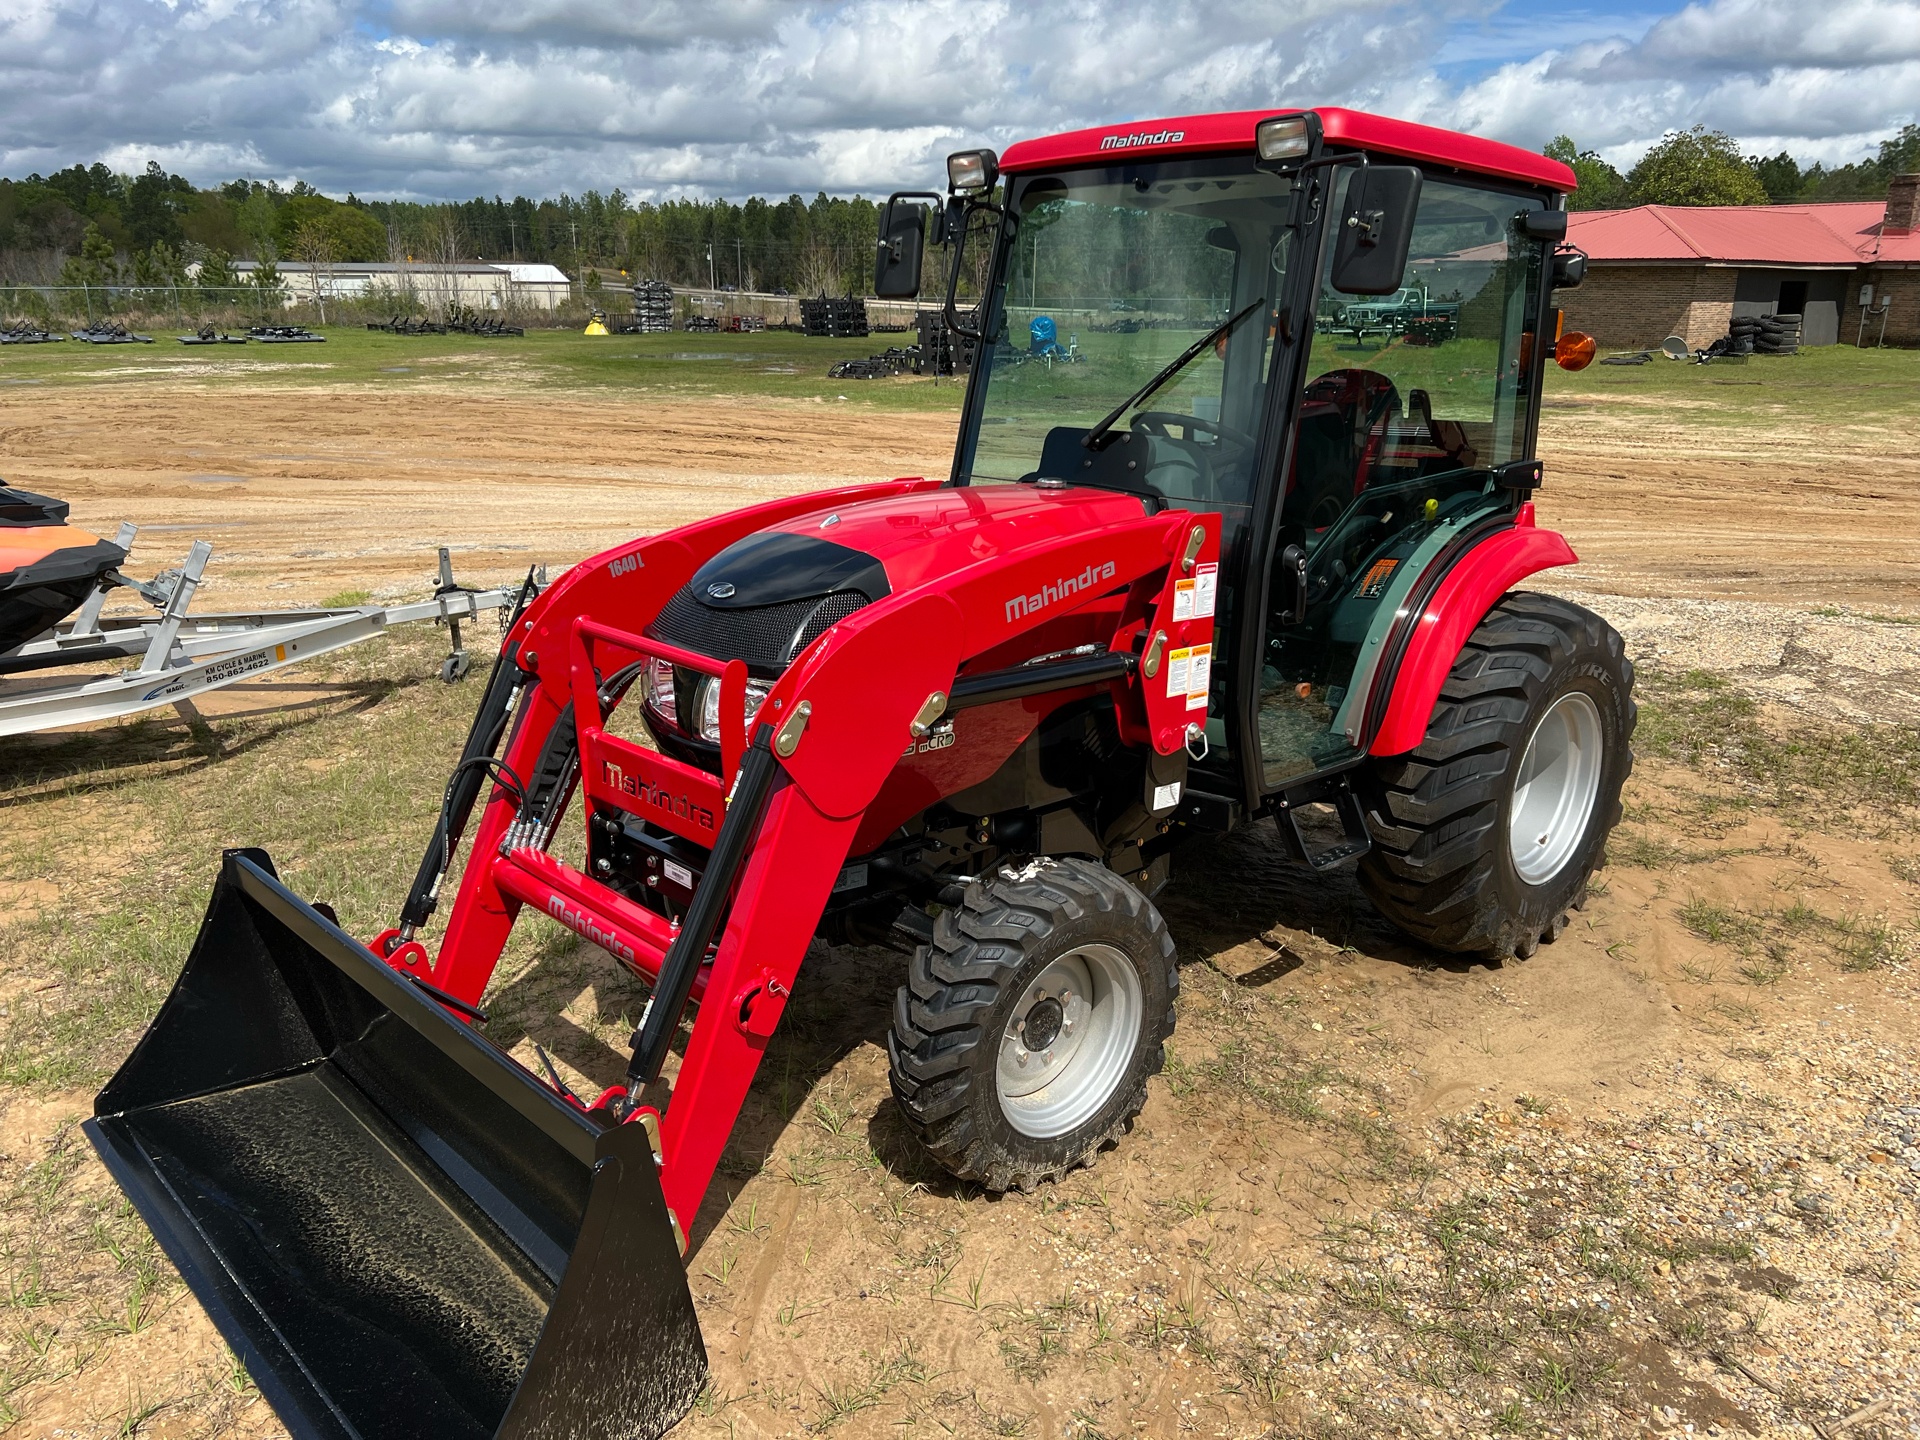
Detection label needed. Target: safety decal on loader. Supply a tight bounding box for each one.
[1173,564,1220,622]
[1165,643,1213,710]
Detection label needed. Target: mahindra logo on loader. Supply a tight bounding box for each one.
[1100,128,1186,151]
[1005,560,1117,623]
[543,894,637,965]
[601,759,716,831]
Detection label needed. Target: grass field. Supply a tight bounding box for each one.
[5,321,1916,443]
[0,325,967,410]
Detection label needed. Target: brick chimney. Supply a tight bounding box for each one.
[1887,173,1920,235]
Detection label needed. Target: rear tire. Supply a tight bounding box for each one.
[1357,592,1635,961]
[888,858,1177,1191]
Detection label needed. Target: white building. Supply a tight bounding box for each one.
[204,260,574,311]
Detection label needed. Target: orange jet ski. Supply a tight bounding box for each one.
[0,487,126,654]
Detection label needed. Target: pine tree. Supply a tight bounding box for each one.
[58,221,119,287]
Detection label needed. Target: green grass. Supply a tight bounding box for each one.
[0,324,969,411]
[1543,342,1920,430]
[1635,666,1920,814]
[8,310,1913,434]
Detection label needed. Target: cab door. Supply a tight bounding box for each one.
[1255,171,1550,792]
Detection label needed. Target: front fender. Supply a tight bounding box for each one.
[1367,507,1577,757]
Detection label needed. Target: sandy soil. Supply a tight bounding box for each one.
[0,388,958,608]
[2,382,1917,610]
[2,380,1917,1439]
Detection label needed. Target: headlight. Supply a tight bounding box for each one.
[1256,115,1314,161]
[697,676,773,743]
[946,148,999,195]
[643,657,677,727]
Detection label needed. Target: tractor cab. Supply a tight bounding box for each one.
[881,108,1591,857]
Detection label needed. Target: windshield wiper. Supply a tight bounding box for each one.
[1080,298,1265,451]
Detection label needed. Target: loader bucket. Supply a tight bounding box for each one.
[85,850,706,1440]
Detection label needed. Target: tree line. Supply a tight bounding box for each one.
[0,163,886,297]
[1548,124,1920,210]
[3,121,1917,293]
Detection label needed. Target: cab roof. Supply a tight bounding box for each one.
[998,107,1577,194]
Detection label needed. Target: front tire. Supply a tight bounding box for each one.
[888,858,1177,1191]
[1358,592,1635,961]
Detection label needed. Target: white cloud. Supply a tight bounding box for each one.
[0,0,1911,200]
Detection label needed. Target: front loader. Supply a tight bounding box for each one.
[88,106,1630,1439]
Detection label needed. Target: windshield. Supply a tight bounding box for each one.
[956,158,1294,537]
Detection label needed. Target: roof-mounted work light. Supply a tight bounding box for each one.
[946,149,1000,195]
[1255,114,1319,162]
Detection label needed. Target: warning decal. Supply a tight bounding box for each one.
[1194,563,1218,618]
[1186,643,1212,710]
[1166,646,1192,699]
[1172,577,1197,622]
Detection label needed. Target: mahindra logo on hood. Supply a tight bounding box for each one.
[1006,560,1118,623]
[1100,128,1186,151]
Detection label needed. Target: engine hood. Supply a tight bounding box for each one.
[687,530,890,610]
[760,483,1151,597]
[647,483,1152,676]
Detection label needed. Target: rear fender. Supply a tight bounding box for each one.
[1367,506,1577,757]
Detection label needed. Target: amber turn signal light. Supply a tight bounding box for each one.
[1555,331,1596,371]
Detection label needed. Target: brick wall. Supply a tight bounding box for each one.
[1857,266,1919,346]
[1557,264,1736,349]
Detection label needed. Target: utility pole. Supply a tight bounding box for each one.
[507,217,517,260]
[735,237,744,291]
[570,220,580,299]
[706,244,715,291]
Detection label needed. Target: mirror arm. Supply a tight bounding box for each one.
[943,197,1007,343]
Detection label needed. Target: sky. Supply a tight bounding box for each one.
[0,0,1915,201]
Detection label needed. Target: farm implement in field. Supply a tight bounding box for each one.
[0,319,63,344]
[71,320,153,343]
[91,105,1626,1440]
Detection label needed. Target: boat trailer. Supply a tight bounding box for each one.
[0,528,532,738]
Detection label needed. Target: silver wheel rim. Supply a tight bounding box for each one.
[995,943,1143,1140]
[1508,690,1604,886]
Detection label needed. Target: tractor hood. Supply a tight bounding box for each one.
[649,483,1150,675]
[732,483,1148,605]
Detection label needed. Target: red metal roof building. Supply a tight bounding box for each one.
[1558,179,1918,349]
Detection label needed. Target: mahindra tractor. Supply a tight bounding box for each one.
[86,107,1628,1440]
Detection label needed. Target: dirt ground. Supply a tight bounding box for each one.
[2,379,1918,611]
[2,378,1917,1439]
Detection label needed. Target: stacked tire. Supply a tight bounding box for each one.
[630,280,674,333]
[1727,315,1761,356]
[1753,312,1800,356]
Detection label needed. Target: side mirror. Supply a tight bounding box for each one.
[1329,165,1422,295]
[874,201,928,299]
[1551,246,1588,289]
[1520,210,1569,242]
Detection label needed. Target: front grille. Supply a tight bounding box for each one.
[646,586,869,674]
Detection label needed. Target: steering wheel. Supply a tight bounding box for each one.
[1132,411,1257,453]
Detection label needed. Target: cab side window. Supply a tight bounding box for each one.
[1283,177,1543,533]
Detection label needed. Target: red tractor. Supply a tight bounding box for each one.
[87,107,1627,1439]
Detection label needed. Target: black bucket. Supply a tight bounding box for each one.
[86,850,706,1440]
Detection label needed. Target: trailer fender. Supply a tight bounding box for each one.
[1367,511,1577,757]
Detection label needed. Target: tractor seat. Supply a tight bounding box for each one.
[1283,368,1400,530]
